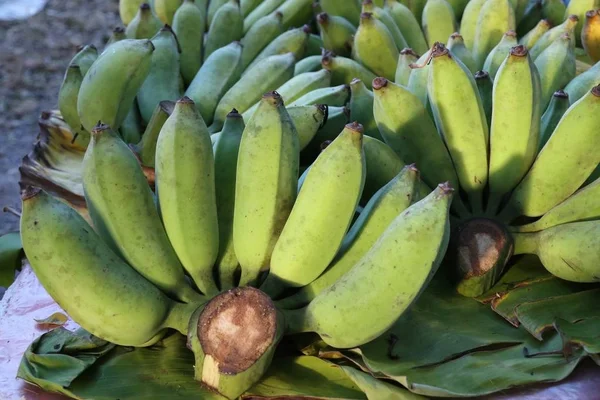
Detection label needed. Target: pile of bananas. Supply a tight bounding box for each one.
[15,0,600,398]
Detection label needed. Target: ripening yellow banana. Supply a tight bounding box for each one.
[582,9,600,63]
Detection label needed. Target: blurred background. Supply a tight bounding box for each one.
[0,0,120,235]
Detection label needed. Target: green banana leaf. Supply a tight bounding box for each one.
[0,232,23,287]
[339,366,427,400]
[554,317,600,354]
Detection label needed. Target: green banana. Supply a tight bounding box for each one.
[240,11,284,69]
[286,183,453,348]
[155,98,219,296]
[274,0,313,30]
[447,32,477,74]
[243,69,332,120]
[154,0,182,24]
[294,54,322,75]
[564,0,600,46]
[564,58,600,103]
[243,0,284,33]
[233,92,299,287]
[184,41,243,126]
[207,0,228,26]
[82,124,203,303]
[137,26,182,124]
[446,0,471,18]
[352,12,399,80]
[287,104,328,150]
[106,26,127,48]
[241,0,262,16]
[541,0,566,26]
[539,90,570,150]
[499,85,600,219]
[421,0,457,47]
[71,44,98,75]
[428,43,489,213]
[301,105,350,159]
[482,30,518,79]
[475,70,493,129]
[173,0,205,86]
[20,188,200,347]
[277,164,419,309]
[406,49,431,107]
[212,52,295,127]
[530,15,578,60]
[132,100,174,167]
[125,3,163,39]
[517,0,543,38]
[534,32,576,111]
[519,19,551,49]
[288,84,350,107]
[119,99,143,144]
[245,25,309,71]
[320,0,361,26]
[487,45,541,215]
[513,221,600,282]
[385,0,429,55]
[119,0,145,26]
[361,135,409,203]
[316,12,356,57]
[397,0,427,21]
[512,177,600,232]
[204,0,243,61]
[362,0,409,51]
[306,33,324,56]
[77,39,153,133]
[395,48,419,86]
[349,78,381,139]
[321,51,378,88]
[519,18,551,49]
[459,0,488,50]
[472,0,516,69]
[261,122,365,296]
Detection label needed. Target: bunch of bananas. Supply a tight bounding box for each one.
[16,0,600,398]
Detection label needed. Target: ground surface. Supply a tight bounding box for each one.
[0,0,120,235]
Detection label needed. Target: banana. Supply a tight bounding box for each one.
[564,58,600,103]
[119,0,145,25]
[243,0,284,33]
[82,124,203,303]
[316,12,356,57]
[295,54,322,75]
[513,221,600,282]
[472,0,516,69]
[348,78,380,139]
[137,26,182,124]
[386,0,429,55]
[154,0,181,24]
[395,48,419,86]
[306,33,324,56]
[362,0,409,51]
[514,0,531,22]
[539,90,570,150]
[564,0,600,46]
[207,0,228,26]
[125,3,163,39]
[240,11,284,69]
[459,0,487,50]
[274,0,313,29]
[352,12,399,80]
[517,0,543,38]
[184,41,242,126]
[534,32,576,111]
[173,0,205,86]
[241,0,262,16]
[119,99,143,144]
[512,177,600,232]
[519,18,551,49]
[212,53,295,128]
[499,85,600,220]
[361,135,407,203]
[372,77,468,215]
[261,122,365,297]
[243,69,332,120]
[301,105,350,159]
[287,104,328,150]
[71,44,98,75]
[321,51,378,88]
[155,98,219,296]
[233,92,299,287]
[541,0,566,26]
[428,43,489,212]
[245,25,309,71]
[204,0,243,61]
[421,0,457,47]
[482,30,518,79]
[398,0,427,21]
[106,26,127,47]
[475,70,493,128]
[583,9,600,63]
[487,45,542,215]
[20,188,201,347]
[132,101,175,167]
[285,183,453,348]
[447,32,477,74]
[288,84,350,107]
[446,0,471,18]
[277,165,419,309]
[320,0,361,26]
[407,49,431,107]
[530,15,578,60]
[77,39,153,133]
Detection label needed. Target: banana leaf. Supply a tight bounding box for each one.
[0,232,23,287]
[554,318,600,354]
